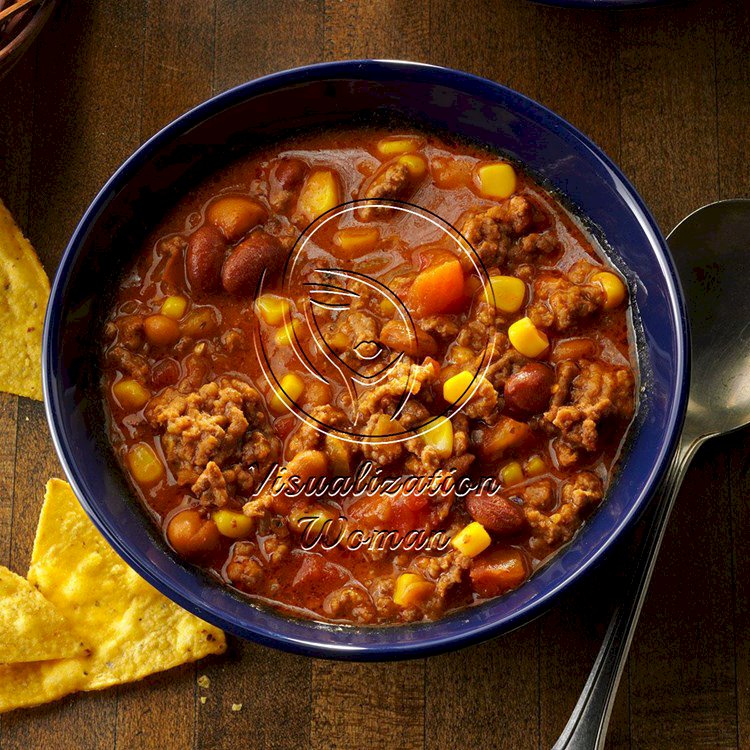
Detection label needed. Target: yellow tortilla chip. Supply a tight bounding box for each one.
[0,566,87,664]
[0,199,50,401]
[0,479,226,713]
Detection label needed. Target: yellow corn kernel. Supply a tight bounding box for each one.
[289,506,336,537]
[418,416,454,460]
[127,443,164,485]
[160,295,187,320]
[371,414,403,436]
[486,275,526,314]
[275,318,303,346]
[508,317,549,358]
[525,455,547,477]
[451,521,492,558]
[501,461,524,486]
[393,572,434,608]
[270,373,305,414]
[333,226,380,257]
[112,379,150,411]
[592,271,627,310]
[477,162,517,199]
[213,509,254,539]
[376,137,422,157]
[443,370,474,405]
[255,294,291,326]
[379,297,396,316]
[298,169,340,222]
[397,153,427,179]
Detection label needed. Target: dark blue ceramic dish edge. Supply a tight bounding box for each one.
[43,59,689,661]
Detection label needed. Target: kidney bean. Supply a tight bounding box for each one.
[465,491,527,536]
[221,230,284,296]
[504,363,555,416]
[186,225,226,293]
[274,157,307,191]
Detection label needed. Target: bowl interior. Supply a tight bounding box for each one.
[44,61,687,659]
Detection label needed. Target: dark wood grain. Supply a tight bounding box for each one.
[0,1,748,747]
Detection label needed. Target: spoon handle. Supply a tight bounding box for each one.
[552,434,702,750]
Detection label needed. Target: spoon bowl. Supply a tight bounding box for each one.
[670,199,750,440]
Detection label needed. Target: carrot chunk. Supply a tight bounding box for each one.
[408,259,465,316]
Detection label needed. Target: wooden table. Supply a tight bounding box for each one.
[0,0,748,747]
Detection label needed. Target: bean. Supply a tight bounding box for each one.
[380,319,437,358]
[206,195,267,242]
[143,314,180,347]
[221,230,284,295]
[465,492,527,536]
[167,509,221,557]
[186,225,226,293]
[274,158,307,191]
[504,363,555,416]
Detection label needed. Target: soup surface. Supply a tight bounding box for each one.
[101,128,638,625]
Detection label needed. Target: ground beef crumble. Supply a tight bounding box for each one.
[146,377,281,497]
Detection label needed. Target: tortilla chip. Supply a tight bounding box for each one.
[0,566,87,665]
[0,199,49,401]
[0,479,226,713]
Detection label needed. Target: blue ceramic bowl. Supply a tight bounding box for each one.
[43,60,688,660]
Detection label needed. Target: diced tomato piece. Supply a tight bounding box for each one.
[292,554,346,593]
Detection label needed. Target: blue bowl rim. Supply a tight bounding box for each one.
[43,59,690,660]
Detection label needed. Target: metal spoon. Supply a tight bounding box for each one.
[554,198,750,750]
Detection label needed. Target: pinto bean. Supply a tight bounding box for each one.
[167,509,221,557]
[186,225,226,293]
[465,492,527,536]
[379,319,438,358]
[504,363,555,416]
[221,230,284,295]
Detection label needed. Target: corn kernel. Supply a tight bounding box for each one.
[298,169,340,222]
[376,137,422,157]
[113,379,150,411]
[371,414,403,436]
[397,153,428,179]
[160,295,187,320]
[289,506,336,537]
[418,417,454,459]
[333,227,380,257]
[213,509,254,539]
[255,294,291,326]
[525,456,547,477]
[443,370,474,405]
[592,271,627,310]
[501,461,524,486]
[127,443,164,485]
[508,317,549,358]
[485,275,526,313]
[477,162,517,199]
[500,461,523,486]
[379,298,396,316]
[393,572,434,607]
[270,373,305,414]
[451,521,492,558]
[275,318,303,346]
